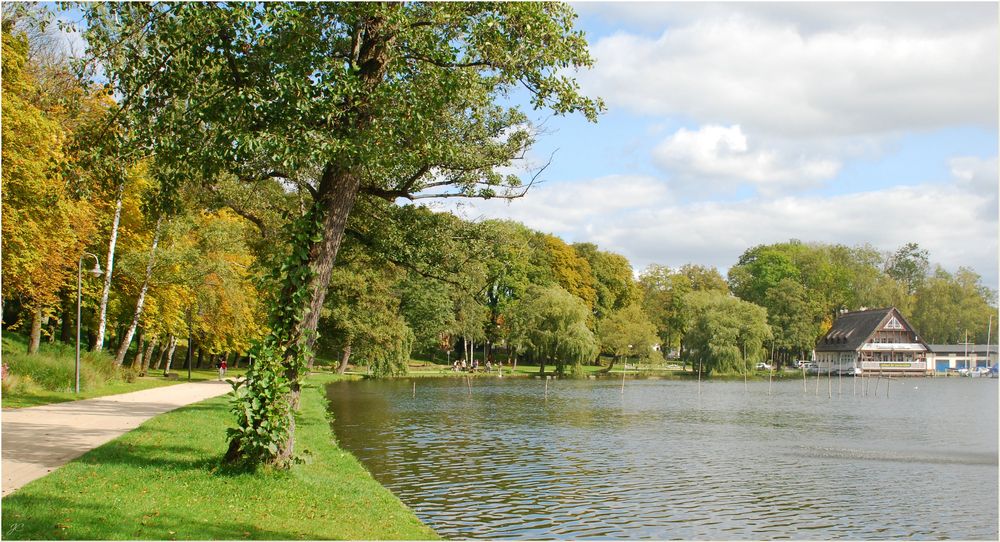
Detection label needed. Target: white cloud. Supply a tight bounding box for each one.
[441,174,673,237]
[579,14,997,138]
[652,124,840,194]
[950,156,999,194]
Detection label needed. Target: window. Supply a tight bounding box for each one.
[884,317,903,330]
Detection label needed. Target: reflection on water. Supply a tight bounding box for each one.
[326,376,998,540]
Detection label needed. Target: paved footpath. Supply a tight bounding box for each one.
[1,381,232,496]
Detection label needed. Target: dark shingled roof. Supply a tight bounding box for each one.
[928,344,996,355]
[816,308,895,352]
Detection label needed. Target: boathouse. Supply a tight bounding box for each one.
[814,307,929,375]
[926,344,998,373]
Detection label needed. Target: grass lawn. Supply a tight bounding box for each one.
[0,373,438,540]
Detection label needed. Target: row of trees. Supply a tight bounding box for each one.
[4,3,995,468]
[2,10,267,375]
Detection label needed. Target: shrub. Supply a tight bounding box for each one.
[2,333,121,392]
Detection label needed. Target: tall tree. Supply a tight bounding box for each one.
[885,242,930,296]
[93,180,124,351]
[765,278,824,365]
[319,254,411,377]
[81,2,601,465]
[1,18,97,353]
[684,291,772,375]
[507,284,597,376]
[540,234,598,311]
[574,243,638,319]
[597,304,659,372]
[911,267,997,344]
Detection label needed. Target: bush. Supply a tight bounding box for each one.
[1,373,37,395]
[1,333,121,392]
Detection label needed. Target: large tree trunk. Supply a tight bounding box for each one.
[229,15,396,467]
[28,308,42,354]
[60,295,74,343]
[142,339,157,375]
[153,335,169,370]
[600,355,619,374]
[114,217,163,367]
[132,329,145,368]
[336,344,352,374]
[94,182,124,352]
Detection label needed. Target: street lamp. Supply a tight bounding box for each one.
[76,252,103,394]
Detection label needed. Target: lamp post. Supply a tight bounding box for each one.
[77,253,103,394]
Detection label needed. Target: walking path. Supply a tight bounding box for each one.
[1,380,232,496]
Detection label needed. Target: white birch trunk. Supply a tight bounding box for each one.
[94,182,124,352]
[163,335,177,375]
[114,217,163,367]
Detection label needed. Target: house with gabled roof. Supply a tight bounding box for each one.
[815,307,930,375]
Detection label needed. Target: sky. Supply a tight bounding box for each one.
[435,1,999,290]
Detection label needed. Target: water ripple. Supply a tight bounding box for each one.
[326,377,998,540]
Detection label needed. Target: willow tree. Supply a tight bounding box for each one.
[684,291,772,375]
[507,284,597,376]
[79,2,601,466]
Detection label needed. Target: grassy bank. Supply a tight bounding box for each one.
[1,373,438,540]
[1,332,247,408]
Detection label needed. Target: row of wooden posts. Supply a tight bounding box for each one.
[408,365,895,401]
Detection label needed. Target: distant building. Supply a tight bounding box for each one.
[926,344,998,372]
[815,307,929,375]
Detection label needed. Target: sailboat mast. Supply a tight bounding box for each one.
[986,314,993,370]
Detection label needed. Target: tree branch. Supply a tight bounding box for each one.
[344,227,470,291]
[402,54,494,69]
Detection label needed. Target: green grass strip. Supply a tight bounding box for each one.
[1,374,438,540]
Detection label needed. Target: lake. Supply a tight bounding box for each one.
[325,375,998,540]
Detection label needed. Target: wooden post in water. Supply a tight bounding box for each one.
[768,366,773,396]
[545,376,549,400]
[873,375,880,398]
[698,359,702,398]
[815,365,820,396]
[466,375,472,396]
[828,368,832,398]
[802,364,807,394]
[412,380,416,398]
[838,365,842,396]
[886,376,890,398]
[853,369,857,396]
[743,344,748,393]
[621,360,626,394]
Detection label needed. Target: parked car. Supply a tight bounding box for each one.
[755,362,772,370]
[794,360,810,368]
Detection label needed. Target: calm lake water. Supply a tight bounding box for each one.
[326,375,998,540]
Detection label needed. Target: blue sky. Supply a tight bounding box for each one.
[446,2,999,290]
